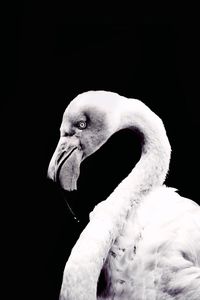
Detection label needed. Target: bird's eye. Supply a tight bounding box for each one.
[77,120,87,130]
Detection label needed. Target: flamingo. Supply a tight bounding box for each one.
[48,91,200,300]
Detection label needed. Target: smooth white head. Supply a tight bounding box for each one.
[48,91,125,190]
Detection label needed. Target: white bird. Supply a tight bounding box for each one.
[48,91,200,300]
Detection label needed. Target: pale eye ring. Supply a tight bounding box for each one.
[77,120,87,129]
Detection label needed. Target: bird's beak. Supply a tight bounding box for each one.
[47,136,83,191]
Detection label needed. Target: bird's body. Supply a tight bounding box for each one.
[48,91,200,300]
[97,186,200,300]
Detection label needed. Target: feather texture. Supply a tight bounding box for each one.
[48,91,200,300]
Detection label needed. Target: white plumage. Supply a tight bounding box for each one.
[48,91,200,300]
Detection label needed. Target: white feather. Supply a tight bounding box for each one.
[48,91,200,300]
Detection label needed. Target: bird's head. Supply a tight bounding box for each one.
[47,91,123,191]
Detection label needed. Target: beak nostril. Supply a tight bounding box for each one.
[61,130,75,137]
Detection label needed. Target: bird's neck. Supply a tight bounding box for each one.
[111,99,171,207]
[94,99,171,242]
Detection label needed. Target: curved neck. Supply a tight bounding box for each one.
[59,99,171,300]
[112,98,171,204]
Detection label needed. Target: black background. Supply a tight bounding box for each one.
[7,3,199,300]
